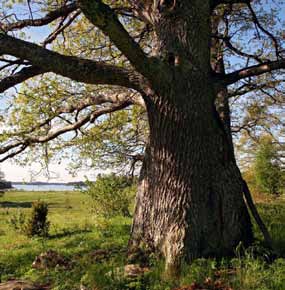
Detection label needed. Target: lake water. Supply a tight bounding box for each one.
[11,183,79,191]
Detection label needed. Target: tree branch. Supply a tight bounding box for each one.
[0,34,141,90]
[223,59,285,85]
[5,92,144,137]
[0,66,45,93]
[246,1,280,58]
[42,11,81,47]
[213,34,264,63]
[0,100,131,162]
[0,3,78,32]
[0,145,28,163]
[77,0,156,79]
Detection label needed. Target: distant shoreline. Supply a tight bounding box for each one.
[11,181,86,186]
[7,182,87,191]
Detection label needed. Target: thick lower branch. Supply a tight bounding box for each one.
[78,0,158,80]
[223,59,285,86]
[0,34,140,90]
[0,66,44,93]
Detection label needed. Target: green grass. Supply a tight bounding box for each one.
[0,191,285,290]
[0,191,131,287]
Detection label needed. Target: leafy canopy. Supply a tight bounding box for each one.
[0,0,284,174]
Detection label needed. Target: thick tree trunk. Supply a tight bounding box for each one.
[129,83,253,273]
[129,1,253,274]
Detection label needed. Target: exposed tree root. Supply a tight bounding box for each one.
[242,179,273,249]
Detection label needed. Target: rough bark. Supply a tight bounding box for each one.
[129,0,253,274]
[130,84,253,274]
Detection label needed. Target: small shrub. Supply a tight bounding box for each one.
[84,173,137,218]
[24,201,50,237]
[7,209,27,232]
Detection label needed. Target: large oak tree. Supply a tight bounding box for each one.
[0,0,284,273]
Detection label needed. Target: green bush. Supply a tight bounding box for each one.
[24,201,50,237]
[84,173,137,218]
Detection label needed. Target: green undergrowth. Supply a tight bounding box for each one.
[0,191,284,290]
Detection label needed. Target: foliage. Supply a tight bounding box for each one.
[24,201,50,237]
[254,136,283,195]
[67,103,147,174]
[84,173,137,218]
[0,0,148,173]
[7,209,27,233]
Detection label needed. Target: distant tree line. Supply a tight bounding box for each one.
[0,168,11,190]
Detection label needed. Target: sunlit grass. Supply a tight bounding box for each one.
[0,190,284,289]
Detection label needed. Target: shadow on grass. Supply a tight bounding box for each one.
[0,201,57,209]
[0,201,33,208]
[48,228,92,239]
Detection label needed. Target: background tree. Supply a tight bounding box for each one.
[0,0,285,273]
[84,173,137,218]
[254,135,283,195]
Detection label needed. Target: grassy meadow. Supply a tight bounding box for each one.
[0,190,285,290]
